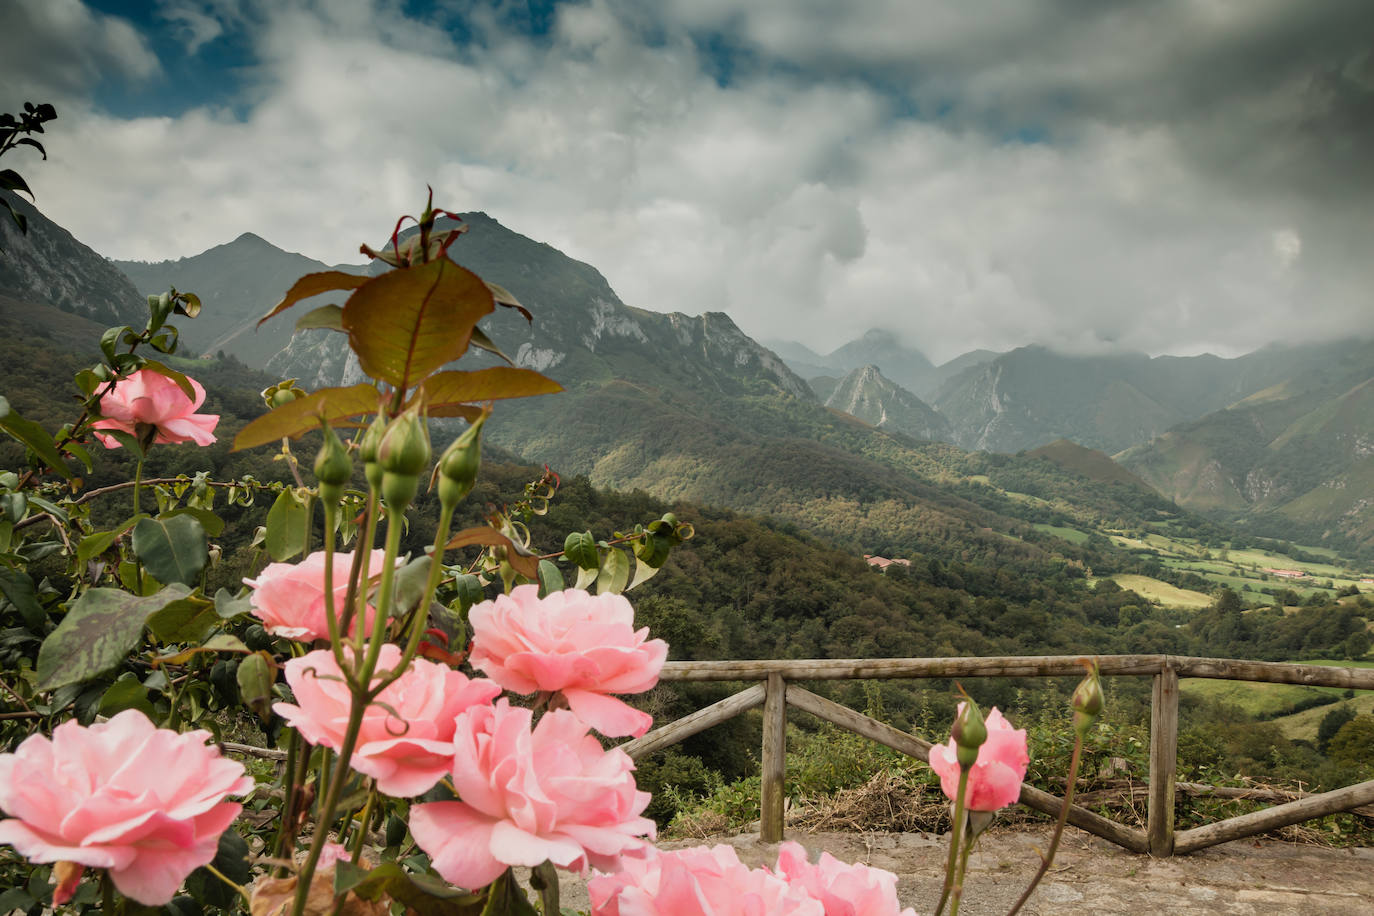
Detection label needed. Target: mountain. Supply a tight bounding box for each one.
[0,192,143,325]
[1025,439,1158,493]
[823,365,951,442]
[932,343,1360,455]
[114,233,368,366]
[264,213,811,403]
[768,329,993,400]
[1118,341,1374,547]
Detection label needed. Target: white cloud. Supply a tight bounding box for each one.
[8,0,1373,362]
[0,0,160,100]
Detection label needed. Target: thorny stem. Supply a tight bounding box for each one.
[292,505,405,916]
[319,501,353,683]
[341,492,380,646]
[272,731,301,876]
[204,862,251,905]
[372,501,455,697]
[290,696,370,916]
[1006,731,1086,916]
[935,766,971,916]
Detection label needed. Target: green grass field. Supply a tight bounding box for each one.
[1111,574,1213,608]
[1272,694,1374,741]
[1186,659,1374,736]
[1181,679,1339,719]
[1030,523,1091,544]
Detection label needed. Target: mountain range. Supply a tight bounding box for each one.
[5,195,1374,553]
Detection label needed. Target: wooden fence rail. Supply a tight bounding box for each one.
[622,654,1374,856]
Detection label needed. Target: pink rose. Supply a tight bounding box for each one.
[0,710,253,905]
[773,842,917,916]
[589,845,823,916]
[274,644,500,797]
[410,699,654,891]
[928,705,1029,812]
[244,549,393,642]
[468,585,667,737]
[92,369,219,448]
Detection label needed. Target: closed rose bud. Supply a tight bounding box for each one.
[952,694,988,769]
[359,414,387,493]
[1072,660,1104,737]
[378,408,430,510]
[437,412,486,510]
[314,422,352,505]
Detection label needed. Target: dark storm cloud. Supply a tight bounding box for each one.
[2,0,1370,361]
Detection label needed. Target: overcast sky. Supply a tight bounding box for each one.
[2,0,1371,363]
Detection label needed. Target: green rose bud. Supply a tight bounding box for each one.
[313,422,352,505]
[436,412,487,511]
[378,407,431,510]
[1072,659,1104,738]
[359,413,388,493]
[952,693,988,769]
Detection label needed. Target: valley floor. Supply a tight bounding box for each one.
[555,827,1374,914]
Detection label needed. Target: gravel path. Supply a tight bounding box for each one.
[557,827,1374,914]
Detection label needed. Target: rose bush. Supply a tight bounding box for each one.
[0,709,253,905]
[928,705,1029,812]
[273,643,502,797]
[410,699,655,890]
[468,584,668,737]
[91,368,219,448]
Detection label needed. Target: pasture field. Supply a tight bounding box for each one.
[1272,694,1374,741]
[1110,574,1212,608]
[1184,659,1373,737]
[1180,678,1339,719]
[1030,523,1091,544]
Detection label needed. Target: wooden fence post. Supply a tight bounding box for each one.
[1148,660,1179,856]
[760,672,787,842]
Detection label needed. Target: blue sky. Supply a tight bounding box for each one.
[2,0,1372,361]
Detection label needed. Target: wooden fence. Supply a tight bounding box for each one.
[619,654,1374,856]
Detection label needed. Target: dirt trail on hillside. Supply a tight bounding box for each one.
[556,827,1374,914]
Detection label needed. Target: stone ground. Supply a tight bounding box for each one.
[555,827,1374,914]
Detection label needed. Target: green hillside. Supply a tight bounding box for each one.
[1119,341,1374,555]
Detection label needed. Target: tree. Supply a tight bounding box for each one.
[1317,705,1357,755]
[1326,715,1374,766]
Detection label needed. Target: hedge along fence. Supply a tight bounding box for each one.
[618,655,1374,857]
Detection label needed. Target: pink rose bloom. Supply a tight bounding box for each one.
[274,644,500,797]
[589,844,823,916]
[468,585,667,738]
[244,549,392,642]
[92,369,219,448]
[410,699,654,891]
[928,705,1029,812]
[773,842,917,916]
[0,710,253,905]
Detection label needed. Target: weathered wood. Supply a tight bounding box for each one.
[619,684,766,760]
[659,655,1165,682]
[221,740,288,761]
[1076,781,1374,818]
[786,686,1149,853]
[760,673,787,843]
[1174,778,1374,854]
[1018,783,1151,854]
[1174,656,1374,689]
[1148,664,1180,857]
[785,685,932,761]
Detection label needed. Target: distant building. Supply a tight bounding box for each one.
[864,555,910,570]
[1266,568,1307,579]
